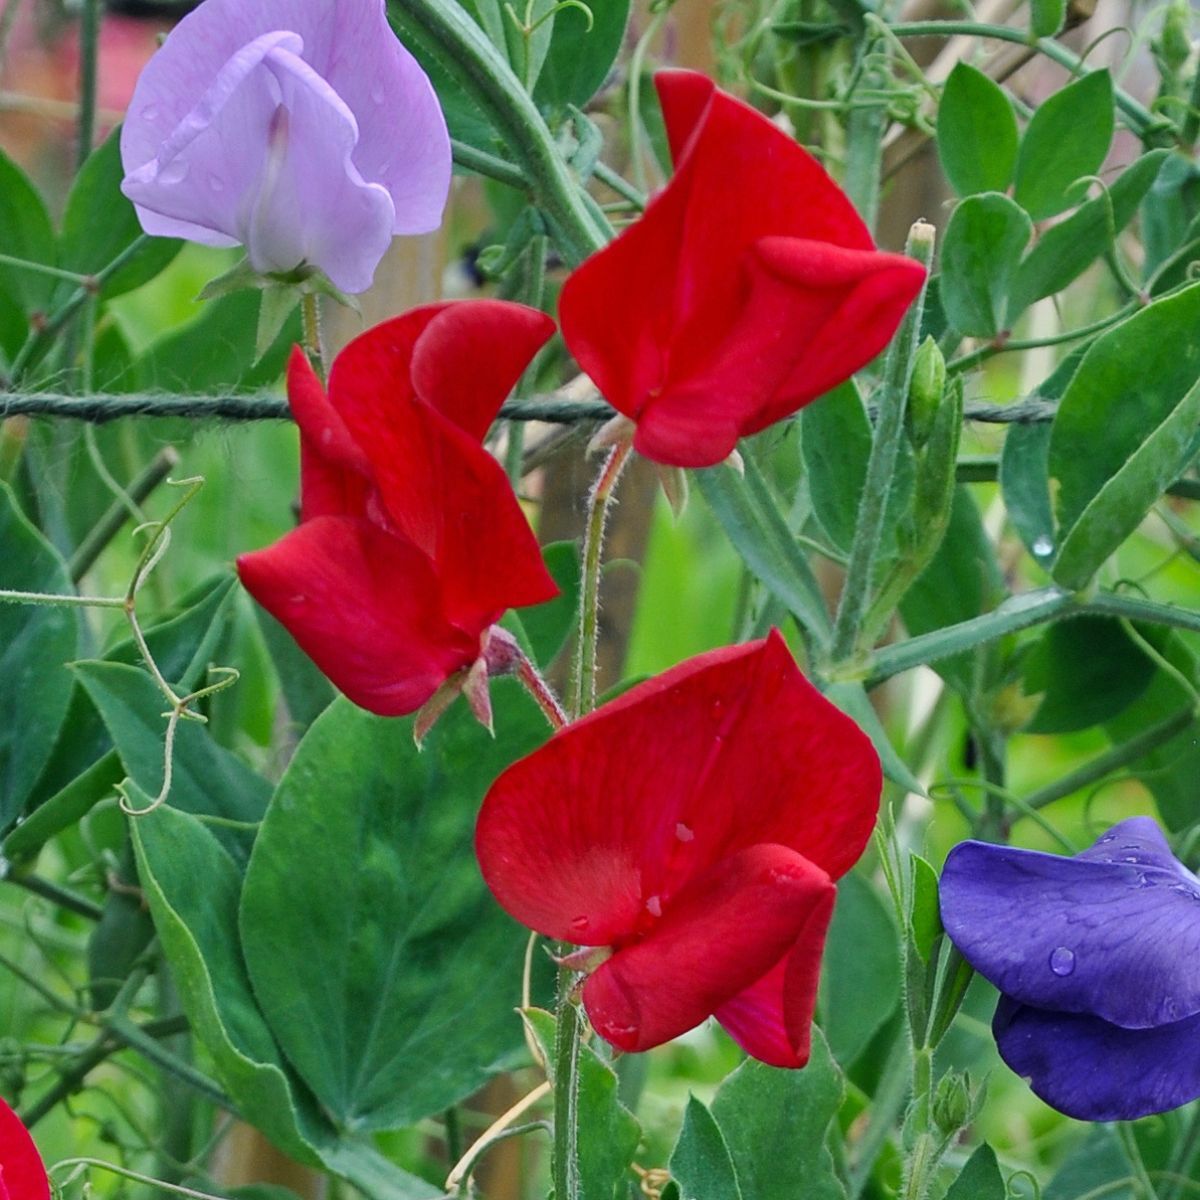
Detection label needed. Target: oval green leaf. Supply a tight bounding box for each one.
[939,193,1031,337]
[937,64,1019,197]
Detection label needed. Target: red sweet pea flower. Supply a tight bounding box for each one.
[237,301,558,723]
[0,1097,49,1200]
[475,630,881,1066]
[559,70,927,468]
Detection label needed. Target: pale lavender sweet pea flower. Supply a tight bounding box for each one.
[120,0,451,294]
[941,816,1200,1121]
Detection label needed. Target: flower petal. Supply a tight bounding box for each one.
[236,516,474,716]
[410,303,557,441]
[993,995,1200,1121]
[558,70,921,467]
[0,1097,49,1200]
[286,348,373,522]
[475,631,880,945]
[940,818,1200,1028]
[582,843,834,1055]
[714,888,835,1068]
[120,0,448,237]
[326,304,558,627]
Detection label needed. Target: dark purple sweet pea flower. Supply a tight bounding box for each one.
[120,0,450,294]
[941,816,1200,1121]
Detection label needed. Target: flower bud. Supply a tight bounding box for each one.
[1159,0,1192,74]
[932,1071,973,1135]
[906,337,946,450]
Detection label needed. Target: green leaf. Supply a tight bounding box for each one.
[73,660,269,860]
[909,853,942,963]
[937,65,1019,197]
[520,1007,641,1200]
[899,488,1004,695]
[1050,284,1200,590]
[0,148,56,314]
[1014,71,1114,220]
[135,290,301,392]
[131,802,440,1199]
[535,0,632,114]
[1008,150,1168,318]
[696,457,832,644]
[0,483,79,833]
[825,682,925,796]
[710,1031,846,1200]
[1000,421,1055,564]
[669,1097,742,1200]
[1045,1128,1134,1200]
[939,194,1031,337]
[1022,616,1156,732]
[58,128,181,301]
[519,539,581,666]
[1103,634,1200,832]
[1030,0,1066,36]
[821,872,900,1067]
[88,840,155,1009]
[240,686,549,1130]
[801,383,872,553]
[945,1143,1006,1200]
[253,608,336,734]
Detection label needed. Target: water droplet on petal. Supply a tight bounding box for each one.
[710,699,724,719]
[675,823,694,842]
[1032,535,1054,558]
[289,594,307,605]
[645,895,662,918]
[142,104,159,121]
[157,158,189,185]
[1049,946,1076,976]
[371,81,387,105]
[208,173,225,192]
[570,915,589,933]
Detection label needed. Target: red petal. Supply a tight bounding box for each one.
[237,516,476,716]
[410,302,556,441]
[364,402,558,628]
[0,1098,49,1200]
[560,70,924,467]
[581,844,834,1055]
[714,886,835,1068]
[287,347,372,522]
[631,241,926,466]
[475,631,880,944]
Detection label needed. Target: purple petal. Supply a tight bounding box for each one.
[124,38,395,293]
[120,0,448,274]
[994,995,1200,1121]
[940,817,1200,1029]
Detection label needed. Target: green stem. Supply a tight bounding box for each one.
[552,984,584,1200]
[1117,1122,1160,1199]
[5,871,103,920]
[0,587,124,609]
[1163,1104,1200,1200]
[400,0,608,265]
[19,1031,118,1127]
[69,446,180,581]
[76,0,100,169]
[830,221,935,665]
[1018,707,1195,816]
[0,253,90,284]
[946,302,1140,374]
[864,587,1200,687]
[1179,49,1200,147]
[570,440,632,717]
[593,161,646,209]
[848,1035,911,1198]
[843,64,889,232]
[300,293,324,378]
[451,138,529,191]
[6,235,151,386]
[888,21,1167,139]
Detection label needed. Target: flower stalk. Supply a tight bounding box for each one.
[570,439,632,717]
[829,219,935,667]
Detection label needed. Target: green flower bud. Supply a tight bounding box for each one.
[1159,0,1192,74]
[932,1071,972,1135]
[907,337,946,450]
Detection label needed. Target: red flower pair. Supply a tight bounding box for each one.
[1,1098,49,1200]
[237,301,558,723]
[476,632,882,1066]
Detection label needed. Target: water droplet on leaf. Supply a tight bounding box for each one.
[1049,946,1076,976]
[1032,535,1054,558]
